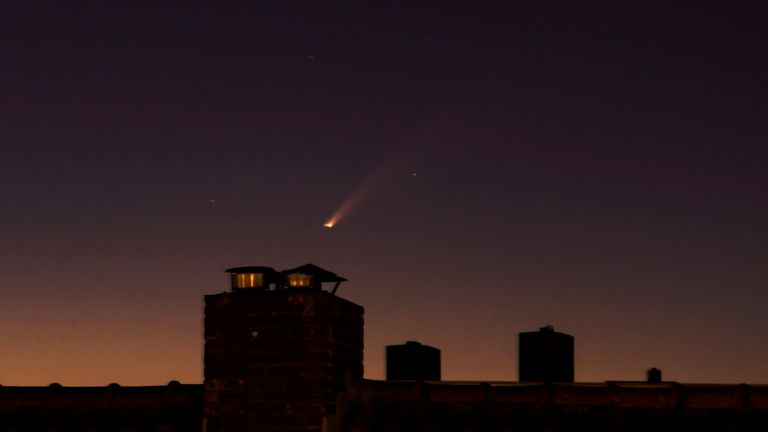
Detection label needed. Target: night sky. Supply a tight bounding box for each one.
[1,2,767,386]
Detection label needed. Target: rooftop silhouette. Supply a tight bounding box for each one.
[2,265,767,432]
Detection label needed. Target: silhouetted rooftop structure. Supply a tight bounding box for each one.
[281,263,347,293]
[4,265,768,432]
[205,264,361,432]
[386,341,441,381]
[648,367,663,383]
[332,380,768,431]
[519,325,574,383]
[225,266,282,290]
[0,383,202,431]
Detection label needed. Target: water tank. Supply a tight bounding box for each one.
[518,325,574,382]
[386,341,441,381]
[647,367,663,383]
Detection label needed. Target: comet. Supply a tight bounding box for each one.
[323,184,368,228]
[322,132,430,229]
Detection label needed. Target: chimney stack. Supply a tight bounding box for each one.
[647,367,662,383]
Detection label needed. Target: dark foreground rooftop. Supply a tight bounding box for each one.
[3,380,768,431]
[0,383,202,432]
[332,380,768,432]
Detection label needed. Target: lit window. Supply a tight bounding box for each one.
[286,273,313,288]
[232,272,264,289]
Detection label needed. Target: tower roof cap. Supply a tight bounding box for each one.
[225,266,279,274]
[281,263,347,282]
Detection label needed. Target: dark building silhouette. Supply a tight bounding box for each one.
[648,367,663,383]
[519,325,574,382]
[203,265,363,432]
[334,380,768,431]
[386,341,441,381]
[0,383,202,431]
[2,264,768,432]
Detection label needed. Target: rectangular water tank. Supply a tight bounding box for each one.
[386,341,441,381]
[519,326,574,382]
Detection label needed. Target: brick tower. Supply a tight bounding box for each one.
[203,264,364,432]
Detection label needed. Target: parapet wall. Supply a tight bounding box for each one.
[333,380,768,431]
[0,383,202,431]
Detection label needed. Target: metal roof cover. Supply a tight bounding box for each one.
[281,263,347,283]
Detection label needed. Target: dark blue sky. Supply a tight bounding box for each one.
[1,2,766,385]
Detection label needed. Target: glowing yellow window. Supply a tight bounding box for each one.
[286,273,313,288]
[231,272,264,289]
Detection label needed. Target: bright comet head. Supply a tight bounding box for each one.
[324,183,367,229]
